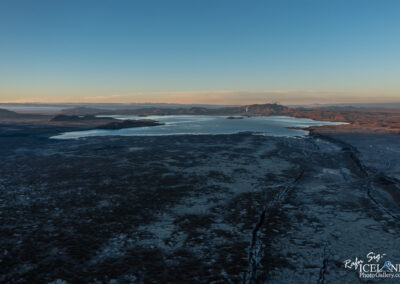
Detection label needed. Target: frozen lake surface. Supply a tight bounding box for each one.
[52,115,346,139]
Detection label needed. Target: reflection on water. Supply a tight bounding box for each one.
[51,115,346,139]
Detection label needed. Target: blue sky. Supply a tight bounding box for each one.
[1,0,399,104]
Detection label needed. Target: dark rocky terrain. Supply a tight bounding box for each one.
[0,122,399,283]
[50,115,163,130]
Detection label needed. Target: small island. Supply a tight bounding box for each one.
[226,116,244,119]
[96,119,163,130]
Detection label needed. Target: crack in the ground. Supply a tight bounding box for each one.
[317,241,331,284]
[243,134,399,283]
[243,167,305,284]
[316,134,400,222]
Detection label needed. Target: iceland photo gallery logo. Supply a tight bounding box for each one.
[344,252,400,279]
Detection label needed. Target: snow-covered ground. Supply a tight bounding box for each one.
[1,126,399,283]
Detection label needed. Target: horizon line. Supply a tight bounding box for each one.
[1,101,400,106]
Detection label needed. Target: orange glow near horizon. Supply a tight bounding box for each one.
[1,90,400,105]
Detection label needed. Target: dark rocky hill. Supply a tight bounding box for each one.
[0,108,20,118]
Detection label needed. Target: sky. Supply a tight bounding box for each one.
[0,0,399,105]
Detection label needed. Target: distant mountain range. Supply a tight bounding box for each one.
[1,102,399,115]
[59,103,290,116]
[0,108,47,119]
[0,103,235,114]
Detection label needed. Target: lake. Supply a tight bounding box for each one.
[51,115,346,139]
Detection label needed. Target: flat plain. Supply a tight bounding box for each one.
[1,118,399,283]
